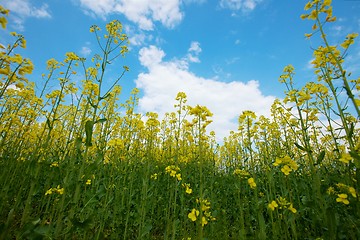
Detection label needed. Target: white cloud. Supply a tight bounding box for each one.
[78,0,183,30]
[139,45,166,68]
[80,46,92,57]
[124,25,153,47]
[0,0,51,30]
[135,44,276,141]
[220,0,262,12]
[187,41,202,63]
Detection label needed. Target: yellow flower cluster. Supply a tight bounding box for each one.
[233,168,250,178]
[181,183,193,194]
[45,185,64,196]
[312,45,343,71]
[268,197,297,214]
[273,155,298,176]
[188,198,216,226]
[247,177,257,189]
[340,33,358,49]
[301,0,336,24]
[336,194,349,205]
[165,165,182,181]
[82,80,100,96]
[0,5,9,29]
[64,52,80,62]
[328,183,357,205]
[150,173,158,180]
[338,152,352,164]
[233,169,256,188]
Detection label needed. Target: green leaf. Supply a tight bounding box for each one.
[349,150,360,168]
[85,120,94,147]
[87,96,97,109]
[294,142,306,151]
[316,150,325,165]
[95,118,107,124]
[348,122,354,139]
[75,137,82,151]
[46,118,51,129]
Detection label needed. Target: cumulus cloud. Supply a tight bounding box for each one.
[220,0,262,12]
[0,0,51,31]
[187,41,202,63]
[80,42,92,57]
[78,0,183,30]
[135,44,276,140]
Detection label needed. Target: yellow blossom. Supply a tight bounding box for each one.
[339,153,352,164]
[273,158,282,166]
[176,173,182,181]
[288,204,297,213]
[56,185,64,195]
[201,216,208,226]
[247,177,257,189]
[327,187,335,195]
[50,162,59,167]
[336,194,349,205]
[281,165,292,176]
[86,179,92,185]
[45,188,53,195]
[268,201,278,211]
[188,208,199,221]
[0,16,7,29]
[182,183,192,194]
[348,187,357,198]
[150,173,158,180]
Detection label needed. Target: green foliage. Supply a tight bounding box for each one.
[1,1,360,239]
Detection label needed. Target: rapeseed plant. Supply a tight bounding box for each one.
[1,1,360,239]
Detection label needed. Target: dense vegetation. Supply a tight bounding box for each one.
[0,1,359,239]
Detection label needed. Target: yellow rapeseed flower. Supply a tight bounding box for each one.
[50,162,59,167]
[86,179,92,185]
[327,186,335,195]
[45,188,53,195]
[336,194,349,205]
[348,187,357,198]
[268,201,278,211]
[339,153,352,164]
[247,177,257,189]
[176,173,182,181]
[288,204,297,213]
[56,185,64,195]
[201,216,208,227]
[0,16,7,29]
[182,183,192,194]
[281,165,292,176]
[150,173,158,180]
[188,208,199,222]
[273,157,282,166]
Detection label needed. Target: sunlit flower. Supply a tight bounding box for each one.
[336,194,349,205]
[45,188,53,196]
[150,173,158,180]
[327,187,335,195]
[281,165,292,176]
[201,216,208,226]
[339,153,352,164]
[188,208,199,222]
[268,201,278,211]
[247,177,257,189]
[288,204,297,213]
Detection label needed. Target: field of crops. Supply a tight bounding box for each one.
[1,1,360,239]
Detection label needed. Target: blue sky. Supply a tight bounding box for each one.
[1,0,360,140]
